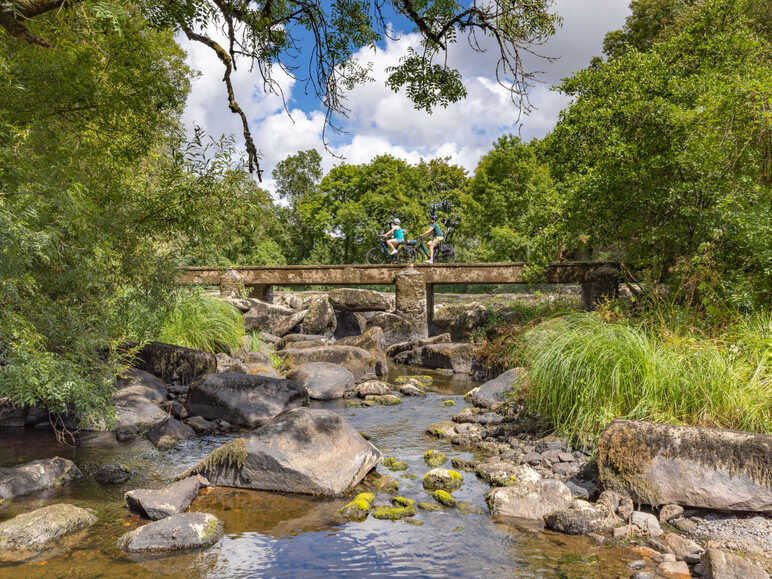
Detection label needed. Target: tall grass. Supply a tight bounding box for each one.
[158,292,244,354]
[522,312,771,445]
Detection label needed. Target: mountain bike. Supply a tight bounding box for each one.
[412,236,456,263]
[365,238,418,264]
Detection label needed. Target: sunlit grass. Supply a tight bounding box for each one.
[158,291,244,354]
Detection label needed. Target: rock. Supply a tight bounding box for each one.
[272,309,309,337]
[216,353,248,374]
[274,293,303,311]
[166,400,189,420]
[394,342,476,374]
[180,408,381,496]
[0,457,82,501]
[385,333,452,358]
[544,500,616,535]
[659,504,684,523]
[280,345,378,380]
[451,458,478,472]
[125,476,207,520]
[328,288,391,312]
[598,420,772,511]
[486,466,573,520]
[0,504,97,561]
[371,504,416,520]
[432,302,488,340]
[398,383,425,396]
[280,333,327,347]
[701,548,769,579]
[219,269,245,297]
[424,450,447,467]
[185,373,308,429]
[475,460,523,487]
[523,452,543,465]
[661,532,704,564]
[135,342,216,385]
[565,480,591,500]
[109,371,169,437]
[337,492,375,521]
[185,415,217,435]
[338,327,388,375]
[470,368,524,409]
[334,311,368,339]
[244,300,296,333]
[365,312,417,345]
[619,496,634,520]
[433,490,456,506]
[422,468,463,491]
[418,501,443,511]
[286,362,354,400]
[657,560,691,578]
[146,418,195,450]
[631,511,663,536]
[426,421,457,439]
[365,394,401,406]
[94,464,131,485]
[0,398,27,428]
[301,296,336,335]
[356,380,391,397]
[382,457,408,471]
[225,296,252,312]
[116,512,223,553]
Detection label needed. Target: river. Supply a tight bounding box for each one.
[0,368,636,578]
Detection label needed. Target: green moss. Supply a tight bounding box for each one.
[432,490,457,507]
[448,470,462,482]
[371,504,416,520]
[457,501,479,514]
[394,375,433,387]
[423,468,463,491]
[424,450,447,467]
[441,400,456,407]
[345,400,362,408]
[452,526,464,532]
[338,492,375,521]
[417,501,443,511]
[359,431,372,440]
[390,496,416,507]
[383,457,409,471]
[451,457,477,472]
[177,437,248,479]
[404,518,424,526]
[402,473,418,480]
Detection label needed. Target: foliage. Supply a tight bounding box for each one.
[158,291,244,354]
[545,0,771,307]
[522,312,771,445]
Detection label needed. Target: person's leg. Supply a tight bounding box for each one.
[387,239,398,254]
[428,238,437,260]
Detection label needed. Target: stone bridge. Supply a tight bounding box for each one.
[178,262,621,338]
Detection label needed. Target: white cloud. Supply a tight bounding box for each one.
[179,1,630,191]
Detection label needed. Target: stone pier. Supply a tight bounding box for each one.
[394,267,428,340]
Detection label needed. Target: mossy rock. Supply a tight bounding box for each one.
[404,518,424,526]
[371,504,416,520]
[457,501,482,515]
[383,457,409,471]
[366,394,402,406]
[402,473,418,481]
[417,501,443,511]
[451,457,478,472]
[390,496,416,507]
[425,421,456,439]
[432,489,457,507]
[337,492,375,521]
[394,375,433,387]
[345,400,363,408]
[355,471,399,494]
[441,400,456,407]
[422,468,463,491]
[424,450,447,467]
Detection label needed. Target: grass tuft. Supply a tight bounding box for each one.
[158,291,244,354]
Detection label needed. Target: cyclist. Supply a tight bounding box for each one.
[382,218,405,256]
[420,214,444,264]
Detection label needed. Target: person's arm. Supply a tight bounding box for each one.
[421,226,432,237]
[381,225,396,238]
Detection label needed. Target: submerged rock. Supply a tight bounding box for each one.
[280,345,379,380]
[422,468,463,491]
[544,500,616,535]
[382,457,408,471]
[469,368,524,409]
[0,457,82,501]
[286,362,355,400]
[179,408,381,496]
[185,373,308,429]
[0,504,97,562]
[371,504,416,520]
[337,492,375,521]
[485,466,573,520]
[365,394,401,406]
[94,464,131,485]
[125,476,207,520]
[598,420,772,511]
[116,512,223,553]
[146,417,195,450]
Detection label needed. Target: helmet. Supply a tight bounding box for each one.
[393,218,401,225]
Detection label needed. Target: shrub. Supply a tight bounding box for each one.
[158,292,244,354]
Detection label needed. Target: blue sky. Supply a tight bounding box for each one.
[180,1,631,191]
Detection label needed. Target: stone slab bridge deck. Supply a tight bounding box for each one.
[178,262,621,338]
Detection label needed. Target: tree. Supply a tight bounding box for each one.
[2,0,561,178]
[545,0,771,307]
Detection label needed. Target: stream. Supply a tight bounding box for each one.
[0,368,637,578]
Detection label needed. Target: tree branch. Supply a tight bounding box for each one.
[0,0,83,46]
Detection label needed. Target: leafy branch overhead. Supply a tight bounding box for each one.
[0,0,561,178]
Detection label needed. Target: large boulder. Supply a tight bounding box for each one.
[338,327,388,375]
[135,342,216,385]
[701,548,769,579]
[185,373,308,429]
[485,465,573,520]
[279,345,379,380]
[301,296,337,335]
[598,420,772,511]
[286,363,355,400]
[385,333,451,358]
[328,288,391,312]
[432,302,488,340]
[125,476,207,520]
[394,342,475,374]
[0,504,97,562]
[244,300,306,336]
[334,310,368,339]
[365,312,418,345]
[179,408,381,496]
[116,512,223,553]
[0,398,27,429]
[544,499,616,535]
[0,457,82,501]
[469,368,524,409]
[110,376,168,437]
[145,417,195,450]
[116,369,168,402]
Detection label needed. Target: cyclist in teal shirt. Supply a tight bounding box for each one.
[382,218,404,256]
[420,215,444,264]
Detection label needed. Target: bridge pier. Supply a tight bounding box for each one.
[249,284,274,303]
[394,267,428,339]
[581,266,620,310]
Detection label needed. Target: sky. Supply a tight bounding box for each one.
[179,1,631,192]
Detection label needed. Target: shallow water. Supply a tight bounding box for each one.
[0,368,636,578]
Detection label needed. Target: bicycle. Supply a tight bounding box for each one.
[412,232,456,263]
[366,238,418,264]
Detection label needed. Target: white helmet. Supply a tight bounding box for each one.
[393,218,401,225]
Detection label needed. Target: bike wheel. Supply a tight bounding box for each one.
[438,245,456,263]
[366,247,386,265]
[402,246,418,263]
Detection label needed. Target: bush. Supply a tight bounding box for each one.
[522,312,771,446]
[158,292,244,354]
